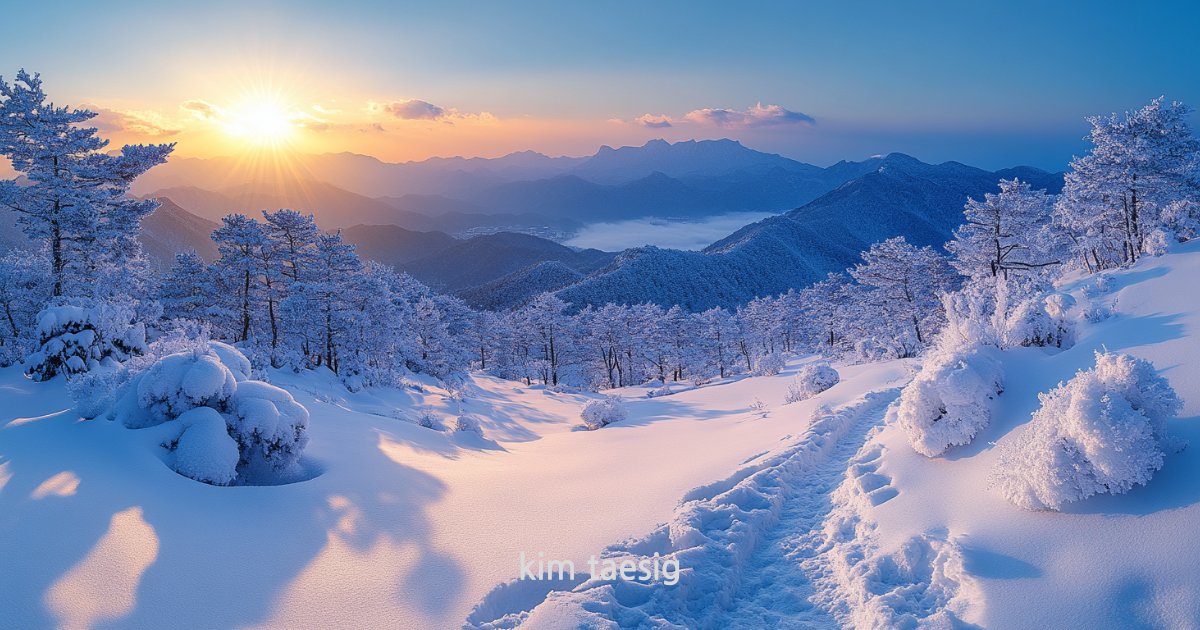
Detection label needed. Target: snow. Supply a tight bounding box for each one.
[801,239,1200,628]
[0,344,907,628]
[171,407,240,486]
[5,242,1200,628]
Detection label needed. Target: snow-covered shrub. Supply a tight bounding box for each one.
[1083,299,1116,323]
[989,352,1182,510]
[26,299,147,381]
[580,395,628,430]
[896,342,1005,457]
[1144,228,1171,256]
[784,362,840,403]
[1160,199,1200,242]
[225,381,310,476]
[412,407,442,430]
[942,279,1074,350]
[750,397,767,412]
[646,384,673,398]
[455,413,483,434]
[107,342,310,485]
[753,353,785,376]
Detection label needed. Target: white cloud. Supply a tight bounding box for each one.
[380,99,446,120]
[89,106,184,137]
[684,103,814,128]
[636,114,673,128]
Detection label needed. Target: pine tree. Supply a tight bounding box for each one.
[0,70,173,297]
[1055,98,1200,270]
[850,237,958,351]
[947,178,1061,280]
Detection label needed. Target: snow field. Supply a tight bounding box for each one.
[0,350,910,629]
[472,388,904,629]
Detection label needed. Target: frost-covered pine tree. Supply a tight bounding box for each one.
[0,249,51,363]
[849,237,958,353]
[159,251,211,321]
[1055,98,1200,270]
[282,231,362,372]
[0,70,173,297]
[211,215,268,343]
[947,178,1062,280]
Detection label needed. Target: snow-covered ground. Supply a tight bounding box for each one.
[4,241,1200,629]
[0,330,907,628]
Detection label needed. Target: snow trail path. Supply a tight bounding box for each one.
[718,390,900,629]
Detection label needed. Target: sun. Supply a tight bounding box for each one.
[226,99,296,147]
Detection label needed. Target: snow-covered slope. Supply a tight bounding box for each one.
[0,339,907,629]
[3,241,1199,630]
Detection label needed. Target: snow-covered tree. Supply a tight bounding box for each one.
[849,237,959,354]
[947,178,1062,280]
[0,70,173,297]
[0,249,51,363]
[26,299,147,381]
[1055,98,1200,270]
[159,251,211,321]
[989,352,1182,510]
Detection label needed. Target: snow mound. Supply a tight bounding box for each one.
[581,396,628,430]
[106,342,311,485]
[988,351,1183,511]
[169,407,240,485]
[468,390,900,629]
[896,342,1005,457]
[784,362,839,403]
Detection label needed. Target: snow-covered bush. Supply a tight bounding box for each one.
[784,362,840,403]
[895,342,1005,457]
[455,413,483,434]
[753,353,785,376]
[1144,228,1171,256]
[580,395,628,430]
[107,341,309,485]
[26,299,147,381]
[646,384,673,398]
[942,279,1073,350]
[989,352,1182,510]
[412,407,442,430]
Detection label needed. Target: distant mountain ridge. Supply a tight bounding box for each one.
[129,140,893,226]
[554,153,1066,311]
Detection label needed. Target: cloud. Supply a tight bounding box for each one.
[88,106,184,137]
[636,114,673,128]
[684,103,814,128]
[563,212,776,252]
[311,104,342,115]
[180,99,224,121]
[379,99,446,120]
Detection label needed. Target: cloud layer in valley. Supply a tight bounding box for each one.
[563,212,776,252]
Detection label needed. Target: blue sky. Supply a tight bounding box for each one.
[4,0,1197,169]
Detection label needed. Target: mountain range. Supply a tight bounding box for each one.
[0,140,1067,313]
[130,139,890,228]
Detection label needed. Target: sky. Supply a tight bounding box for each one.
[4,0,1199,171]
